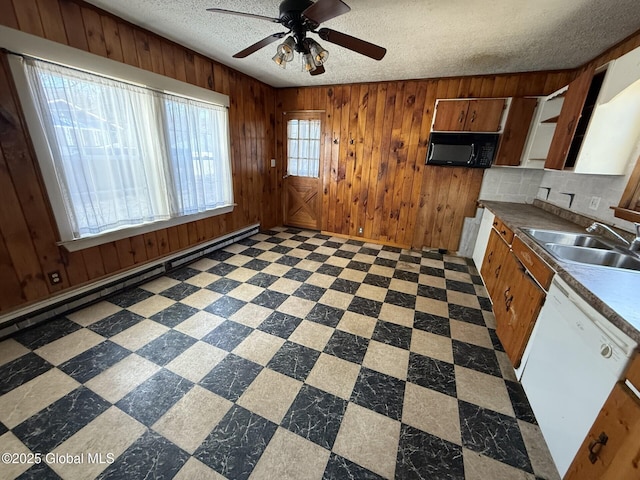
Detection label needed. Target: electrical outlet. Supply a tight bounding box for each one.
[357,227,364,235]
[270,158,276,168]
[48,271,61,285]
[589,196,601,210]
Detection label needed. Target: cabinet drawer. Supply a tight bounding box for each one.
[625,353,640,391]
[495,222,514,244]
[512,236,553,290]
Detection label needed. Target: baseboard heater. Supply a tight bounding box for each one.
[0,223,260,339]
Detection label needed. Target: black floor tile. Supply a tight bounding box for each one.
[136,330,197,366]
[323,330,369,364]
[107,288,154,308]
[372,320,412,350]
[194,404,277,480]
[237,238,259,247]
[0,353,53,396]
[407,352,456,398]
[400,254,421,264]
[150,302,198,328]
[243,259,270,271]
[505,380,538,425]
[307,252,330,263]
[202,320,254,351]
[293,283,326,302]
[116,369,193,426]
[358,247,380,257]
[384,290,416,309]
[444,262,470,273]
[277,255,302,267]
[200,354,262,401]
[206,278,242,294]
[323,241,343,249]
[393,270,419,283]
[306,304,344,328]
[448,304,486,326]
[420,266,445,278]
[422,251,443,260]
[374,258,397,268]
[257,312,302,339]
[479,296,493,311]
[241,247,264,257]
[204,296,247,317]
[346,260,371,272]
[281,384,347,450]
[247,272,279,288]
[207,250,234,262]
[446,279,476,295]
[334,249,356,259]
[452,340,502,378]
[459,400,533,473]
[362,273,391,289]
[13,387,110,453]
[267,341,320,381]
[270,245,292,254]
[299,243,318,252]
[97,430,189,480]
[323,453,385,480]
[0,421,7,436]
[350,367,405,421]
[250,290,289,310]
[396,424,465,480]
[88,310,145,338]
[17,462,61,480]
[159,282,200,301]
[417,284,448,302]
[414,312,451,337]
[316,264,343,277]
[165,267,202,281]
[207,262,239,277]
[329,278,360,295]
[59,341,130,383]
[283,268,313,282]
[347,297,382,318]
[488,328,505,352]
[13,317,82,350]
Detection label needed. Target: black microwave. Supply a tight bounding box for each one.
[426,132,500,168]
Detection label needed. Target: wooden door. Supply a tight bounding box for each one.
[433,100,469,131]
[283,112,323,230]
[494,97,538,166]
[496,252,546,368]
[464,99,506,131]
[481,228,510,299]
[545,67,595,169]
[565,382,640,480]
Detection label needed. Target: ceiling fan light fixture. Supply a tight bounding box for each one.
[307,39,329,65]
[277,36,296,62]
[302,52,317,72]
[272,51,288,68]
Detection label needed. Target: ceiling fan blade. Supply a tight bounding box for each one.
[302,0,350,24]
[310,65,326,76]
[206,8,280,23]
[232,32,287,58]
[317,28,386,60]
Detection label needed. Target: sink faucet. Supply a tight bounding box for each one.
[586,222,640,251]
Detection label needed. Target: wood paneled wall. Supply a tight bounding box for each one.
[276,72,574,250]
[0,0,276,313]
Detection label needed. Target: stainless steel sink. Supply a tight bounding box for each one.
[521,228,612,250]
[545,244,640,271]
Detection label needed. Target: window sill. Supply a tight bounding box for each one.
[59,205,235,252]
[611,206,640,223]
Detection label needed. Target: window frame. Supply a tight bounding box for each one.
[2,26,233,252]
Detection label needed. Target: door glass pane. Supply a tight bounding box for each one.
[287,119,321,178]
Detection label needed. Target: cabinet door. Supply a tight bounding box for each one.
[545,68,595,169]
[464,99,505,132]
[495,253,545,368]
[480,229,510,299]
[565,382,640,480]
[433,100,469,131]
[493,98,538,166]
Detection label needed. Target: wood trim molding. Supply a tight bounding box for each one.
[613,153,640,222]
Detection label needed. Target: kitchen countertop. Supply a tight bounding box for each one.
[480,201,640,344]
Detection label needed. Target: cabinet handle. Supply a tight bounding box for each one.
[503,287,511,299]
[588,432,608,464]
[505,295,513,312]
[494,265,501,278]
[492,221,499,227]
[470,110,477,123]
[458,110,465,124]
[487,251,493,262]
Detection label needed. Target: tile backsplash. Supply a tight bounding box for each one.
[479,167,544,203]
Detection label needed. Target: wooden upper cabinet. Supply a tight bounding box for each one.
[433,100,469,131]
[433,99,505,132]
[545,67,595,170]
[494,97,538,166]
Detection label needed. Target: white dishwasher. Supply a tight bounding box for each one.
[520,276,637,477]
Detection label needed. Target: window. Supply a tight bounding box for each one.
[286,117,321,178]
[14,56,233,244]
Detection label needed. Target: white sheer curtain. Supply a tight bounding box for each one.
[22,57,233,241]
[24,58,171,238]
[162,94,233,215]
[287,119,321,177]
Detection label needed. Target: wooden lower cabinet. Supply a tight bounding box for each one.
[565,381,640,480]
[481,228,546,368]
[493,252,545,368]
[480,229,510,299]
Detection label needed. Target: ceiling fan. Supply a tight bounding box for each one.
[207,0,387,76]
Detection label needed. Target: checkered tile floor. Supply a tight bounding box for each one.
[0,227,560,480]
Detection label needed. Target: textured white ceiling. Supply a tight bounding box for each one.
[84,0,640,88]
